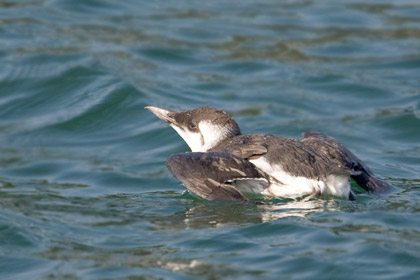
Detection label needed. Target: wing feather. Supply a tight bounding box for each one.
[166,152,268,201]
[301,131,389,193]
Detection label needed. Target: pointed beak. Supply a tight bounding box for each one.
[145,106,176,125]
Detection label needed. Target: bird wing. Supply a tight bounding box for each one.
[301,131,389,193]
[166,152,269,201]
[212,134,350,179]
[210,135,268,160]
[229,144,268,160]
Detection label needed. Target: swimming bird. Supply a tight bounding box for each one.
[145,106,388,202]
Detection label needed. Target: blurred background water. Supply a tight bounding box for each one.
[1,0,420,279]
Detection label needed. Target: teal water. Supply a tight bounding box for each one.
[1,0,420,279]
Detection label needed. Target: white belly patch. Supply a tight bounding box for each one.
[249,157,350,198]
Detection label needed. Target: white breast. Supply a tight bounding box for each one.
[249,157,350,198]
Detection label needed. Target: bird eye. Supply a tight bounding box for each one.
[188,122,197,130]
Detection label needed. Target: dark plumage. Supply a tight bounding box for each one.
[301,132,389,193]
[167,152,266,201]
[146,106,389,201]
[210,134,350,179]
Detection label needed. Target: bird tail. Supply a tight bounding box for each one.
[350,166,390,195]
[302,131,390,195]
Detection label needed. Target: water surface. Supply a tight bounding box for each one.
[1,0,420,279]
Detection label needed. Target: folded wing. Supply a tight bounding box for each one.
[301,132,389,194]
[166,152,269,201]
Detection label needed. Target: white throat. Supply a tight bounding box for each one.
[170,121,228,152]
[198,121,227,151]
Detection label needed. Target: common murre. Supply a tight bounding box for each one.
[146,106,389,201]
